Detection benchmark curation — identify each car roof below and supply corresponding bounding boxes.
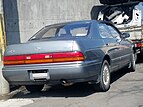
[45,20,114,28]
[45,20,96,27]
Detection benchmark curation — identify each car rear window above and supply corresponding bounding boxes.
[29,22,91,40]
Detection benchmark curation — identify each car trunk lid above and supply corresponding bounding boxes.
[5,40,74,56]
[4,40,84,65]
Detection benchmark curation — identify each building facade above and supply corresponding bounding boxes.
[3,0,100,45]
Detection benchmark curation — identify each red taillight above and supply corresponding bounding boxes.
[135,43,143,48]
[52,52,84,62]
[4,55,25,61]
[4,52,84,65]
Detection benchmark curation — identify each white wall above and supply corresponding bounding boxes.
[4,0,100,45]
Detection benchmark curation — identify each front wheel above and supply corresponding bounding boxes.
[128,53,136,72]
[93,60,111,92]
[25,85,44,92]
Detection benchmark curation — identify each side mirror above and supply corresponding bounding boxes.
[122,32,130,39]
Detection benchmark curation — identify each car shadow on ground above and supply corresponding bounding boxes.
[110,68,130,84]
[12,56,143,98]
[12,71,130,99]
[13,83,95,98]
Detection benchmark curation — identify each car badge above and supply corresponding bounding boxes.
[35,47,41,51]
[8,50,15,53]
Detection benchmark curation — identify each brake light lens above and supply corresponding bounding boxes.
[4,52,84,65]
[135,43,143,48]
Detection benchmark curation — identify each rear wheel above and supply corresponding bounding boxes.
[93,60,110,92]
[25,85,44,92]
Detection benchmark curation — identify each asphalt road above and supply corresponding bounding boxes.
[0,56,143,107]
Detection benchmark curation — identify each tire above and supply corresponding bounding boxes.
[128,53,136,72]
[25,85,44,92]
[134,52,137,62]
[93,60,111,92]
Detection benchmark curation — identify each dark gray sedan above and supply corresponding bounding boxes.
[3,20,135,92]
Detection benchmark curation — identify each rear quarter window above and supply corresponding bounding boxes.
[70,27,89,36]
[98,24,113,38]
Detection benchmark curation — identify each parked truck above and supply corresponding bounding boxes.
[91,0,143,59]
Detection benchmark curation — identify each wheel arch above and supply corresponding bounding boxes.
[103,55,111,65]
[94,54,111,92]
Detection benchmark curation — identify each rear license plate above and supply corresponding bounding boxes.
[29,70,50,80]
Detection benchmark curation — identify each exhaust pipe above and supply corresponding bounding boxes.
[60,79,73,86]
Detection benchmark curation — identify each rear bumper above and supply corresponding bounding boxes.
[2,61,101,85]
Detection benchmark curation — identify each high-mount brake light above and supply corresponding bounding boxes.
[4,52,84,65]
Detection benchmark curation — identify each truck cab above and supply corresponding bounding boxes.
[91,0,143,58]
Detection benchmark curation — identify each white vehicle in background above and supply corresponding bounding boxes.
[91,0,143,60]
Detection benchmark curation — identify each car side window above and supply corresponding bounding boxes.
[70,27,89,36]
[98,24,113,38]
[106,25,121,40]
